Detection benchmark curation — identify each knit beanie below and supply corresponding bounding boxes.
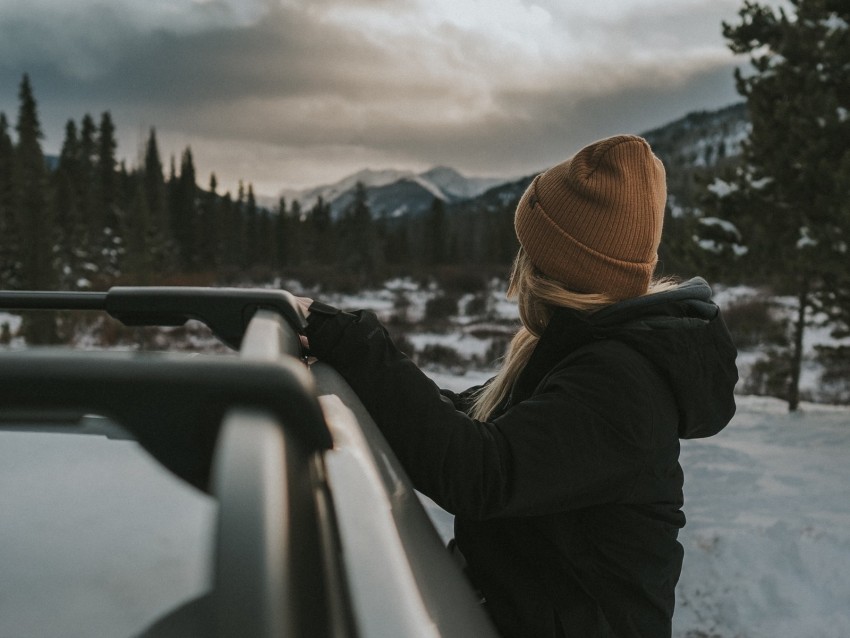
[514,134,667,300]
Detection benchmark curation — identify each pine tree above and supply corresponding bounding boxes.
[52,120,90,288]
[256,205,274,271]
[96,111,123,279]
[98,112,118,216]
[286,199,304,267]
[124,177,153,282]
[338,181,379,276]
[722,0,850,410]
[307,196,334,265]
[196,173,221,270]
[424,196,446,265]
[13,75,57,341]
[219,191,240,270]
[244,183,259,268]
[274,197,287,269]
[172,146,198,269]
[0,112,21,288]
[78,114,98,244]
[140,128,173,270]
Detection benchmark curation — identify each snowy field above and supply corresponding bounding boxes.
[2,280,850,636]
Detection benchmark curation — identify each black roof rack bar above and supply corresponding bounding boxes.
[0,287,307,350]
[0,351,331,490]
[0,290,108,310]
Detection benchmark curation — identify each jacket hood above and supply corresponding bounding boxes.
[517,277,738,439]
[592,277,738,438]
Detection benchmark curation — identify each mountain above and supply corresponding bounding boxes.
[642,102,750,214]
[276,166,510,219]
[419,166,504,200]
[642,102,749,169]
[270,102,750,222]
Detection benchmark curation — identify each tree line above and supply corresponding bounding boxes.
[0,74,520,305]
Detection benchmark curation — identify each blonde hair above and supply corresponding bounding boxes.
[468,249,678,421]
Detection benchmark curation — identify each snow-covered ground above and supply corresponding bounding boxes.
[2,279,850,636]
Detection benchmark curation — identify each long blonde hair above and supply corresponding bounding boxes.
[468,249,678,421]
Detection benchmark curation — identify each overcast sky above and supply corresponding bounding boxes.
[0,0,770,197]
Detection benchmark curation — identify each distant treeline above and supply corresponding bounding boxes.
[0,75,521,299]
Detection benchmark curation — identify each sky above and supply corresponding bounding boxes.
[0,0,774,197]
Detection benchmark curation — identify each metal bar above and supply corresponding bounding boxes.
[0,286,307,350]
[0,351,332,490]
[0,290,107,311]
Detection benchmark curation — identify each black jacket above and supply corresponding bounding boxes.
[305,277,738,637]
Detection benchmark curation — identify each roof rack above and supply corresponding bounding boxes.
[0,286,325,490]
[0,286,306,350]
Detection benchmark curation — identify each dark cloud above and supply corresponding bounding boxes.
[0,0,748,192]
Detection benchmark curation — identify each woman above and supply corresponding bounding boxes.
[298,135,738,637]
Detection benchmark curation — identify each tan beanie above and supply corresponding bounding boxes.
[514,134,667,300]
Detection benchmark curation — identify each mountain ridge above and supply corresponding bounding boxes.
[273,165,510,219]
[265,101,749,219]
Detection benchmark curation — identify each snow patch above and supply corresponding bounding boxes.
[707,178,737,197]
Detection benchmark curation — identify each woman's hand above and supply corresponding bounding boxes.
[294,296,314,357]
[294,296,313,320]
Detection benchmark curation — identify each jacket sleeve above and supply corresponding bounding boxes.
[439,381,490,414]
[305,306,661,520]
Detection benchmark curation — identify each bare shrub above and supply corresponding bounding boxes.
[463,292,489,318]
[740,347,792,399]
[722,297,788,349]
[431,266,488,294]
[424,293,459,323]
[416,343,467,372]
[0,322,11,344]
[815,345,850,404]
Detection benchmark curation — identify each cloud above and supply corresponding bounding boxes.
[0,0,748,193]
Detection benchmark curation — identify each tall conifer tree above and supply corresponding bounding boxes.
[96,112,123,278]
[197,173,221,270]
[78,114,98,237]
[722,0,850,410]
[53,120,91,288]
[14,75,56,340]
[140,128,173,269]
[0,113,21,288]
[172,147,198,269]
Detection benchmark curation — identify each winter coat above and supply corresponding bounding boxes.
[304,277,738,638]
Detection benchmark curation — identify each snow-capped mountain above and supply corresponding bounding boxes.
[419,166,504,200]
[269,102,750,221]
[277,166,509,219]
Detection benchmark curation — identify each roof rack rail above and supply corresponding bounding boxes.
[0,287,306,349]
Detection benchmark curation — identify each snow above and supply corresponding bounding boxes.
[277,165,509,211]
[674,397,850,637]
[410,174,448,201]
[407,331,494,360]
[0,311,22,335]
[797,226,818,249]
[707,178,737,197]
[700,216,741,237]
